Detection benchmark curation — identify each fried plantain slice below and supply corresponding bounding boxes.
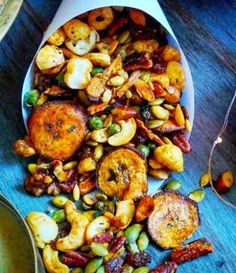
[28,101,87,161]
[148,191,200,249]
[97,148,147,200]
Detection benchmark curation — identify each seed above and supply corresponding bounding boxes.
[81,201,93,211]
[147,80,154,90]
[102,89,112,102]
[104,115,113,128]
[162,136,172,145]
[163,103,175,111]
[85,132,92,141]
[73,184,80,201]
[93,144,104,162]
[200,172,211,187]
[125,90,133,99]
[51,196,68,208]
[53,164,67,182]
[137,232,149,251]
[78,158,96,174]
[83,194,96,206]
[80,244,91,252]
[140,71,150,82]
[132,266,149,273]
[84,258,103,273]
[181,106,189,119]
[189,189,205,203]
[63,161,77,170]
[126,243,140,254]
[149,98,165,106]
[77,90,90,107]
[95,193,108,201]
[52,209,66,223]
[151,106,168,120]
[124,224,143,244]
[100,114,107,120]
[174,104,185,126]
[149,168,169,180]
[94,201,105,212]
[119,48,126,60]
[72,268,83,273]
[109,75,125,86]
[164,179,182,191]
[91,242,109,256]
[86,140,99,147]
[90,129,108,143]
[82,210,97,222]
[146,120,165,129]
[150,73,169,88]
[185,118,191,132]
[96,266,105,273]
[28,163,37,174]
[118,31,130,44]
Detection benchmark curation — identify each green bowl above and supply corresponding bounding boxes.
[0,0,23,41]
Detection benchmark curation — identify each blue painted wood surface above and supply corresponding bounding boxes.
[0,0,236,272]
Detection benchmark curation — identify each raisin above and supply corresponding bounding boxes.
[108,236,126,253]
[126,251,151,267]
[93,232,114,243]
[150,261,178,273]
[105,257,124,273]
[123,52,153,72]
[151,51,166,74]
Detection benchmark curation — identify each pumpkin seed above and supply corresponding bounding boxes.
[151,106,169,120]
[93,144,104,162]
[121,264,134,273]
[91,242,109,256]
[96,266,105,273]
[119,48,126,60]
[137,232,149,251]
[200,172,211,187]
[52,209,66,223]
[84,258,103,273]
[73,184,80,201]
[72,268,84,273]
[125,90,133,99]
[181,105,189,119]
[163,103,175,111]
[189,189,205,203]
[102,89,112,102]
[140,71,150,82]
[78,157,96,174]
[83,194,96,206]
[81,201,93,211]
[28,163,37,174]
[185,118,191,132]
[51,196,68,208]
[132,267,149,273]
[126,242,140,254]
[95,193,108,201]
[174,104,185,126]
[86,140,99,147]
[146,120,164,129]
[80,244,91,252]
[124,224,143,244]
[164,179,182,191]
[149,98,165,106]
[118,31,130,44]
[162,136,173,145]
[109,75,125,86]
[63,161,77,170]
[94,201,105,212]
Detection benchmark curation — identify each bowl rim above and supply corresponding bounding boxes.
[0,0,23,41]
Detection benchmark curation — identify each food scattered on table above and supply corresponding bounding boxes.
[214,170,234,194]
[14,6,192,197]
[170,238,214,264]
[26,190,213,273]
[148,191,200,249]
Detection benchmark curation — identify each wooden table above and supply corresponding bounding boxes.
[0,1,236,272]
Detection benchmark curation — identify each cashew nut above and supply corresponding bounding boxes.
[26,212,58,249]
[64,57,92,89]
[56,200,89,251]
[108,118,137,146]
[43,245,69,273]
[47,28,66,46]
[86,216,110,243]
[86,53,111,67]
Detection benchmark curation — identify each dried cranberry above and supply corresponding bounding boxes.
[150,261,178,273]
[108,236,126,253]
[151,51,166,74]
[171,132,191,154]
[93,232,114,243]
[62,251,91,267]
[123,52,153,72]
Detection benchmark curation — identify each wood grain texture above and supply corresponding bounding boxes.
[0,0,236,272]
